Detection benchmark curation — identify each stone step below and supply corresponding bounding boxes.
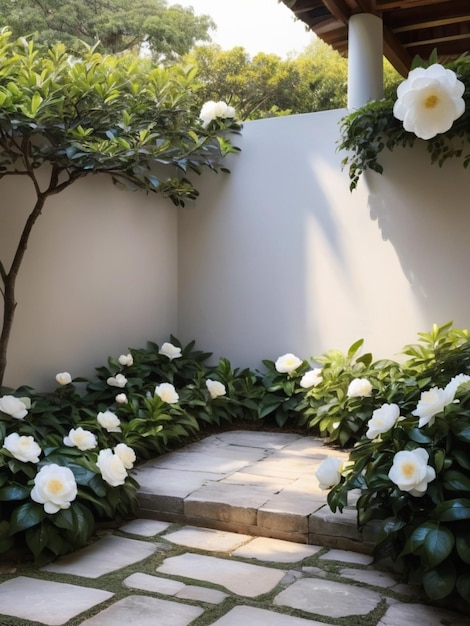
[133,431,377,554]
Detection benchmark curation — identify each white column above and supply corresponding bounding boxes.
[347,13,383,110]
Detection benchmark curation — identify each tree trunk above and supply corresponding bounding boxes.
[0,194,47,388]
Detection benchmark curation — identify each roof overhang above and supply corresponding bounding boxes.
[282,0,470,76]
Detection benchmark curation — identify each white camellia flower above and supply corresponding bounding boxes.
[55,372,72,385]
[388,448,436,496]
[275,353,303,375]
[444,373,470,398]
[154,382,179,404]
[3,433,41,463]
[158,342,182,360]
[96,449,127,486]
[393,64,465,140]
[63,427,97,451]
[97,410,122,432]
[118,353,133,367]
[347,378,373,398]
[316,457,343,490]
[0,395,29,419]
[31,464,78,513]
[106,373,128,388]
[412,385,454,428]
[115,393,128,404]
[366,403,401,440]
[199,100,236,126]
[300,368,323,389]
[206,379,226,399]
[114,443,136,469]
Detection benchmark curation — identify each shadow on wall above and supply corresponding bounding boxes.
[366,142,470,330]
[177,110,374,367]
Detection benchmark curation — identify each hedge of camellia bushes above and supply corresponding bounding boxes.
[2,323,470,614]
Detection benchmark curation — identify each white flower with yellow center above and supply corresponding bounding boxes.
[154,382,179,404]
[315,457,343,490]
[199,100,236,126]
[106,373,128,388]
[114,443,136,469]
[300,368,323,388]
[347,378,372,398]
[97,410,122,432]
[96,449,127,486]
[158,342,182,360]
[0,395,29,419]
[3,433,41,463]
[118,353,133,367]
[63,427,97,451]
[275,353,303,375]
[388,448,436,496]
[393,64,465,140]
[366,403,401,439]
[206,379,226,399]
[31,464,77,513]
[412,385,454,428]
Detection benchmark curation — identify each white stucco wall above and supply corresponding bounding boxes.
[178,109,470,368]
[0,172,178,389]
[3,109,470,389]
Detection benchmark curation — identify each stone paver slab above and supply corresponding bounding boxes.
[0,576,113,626]
[277,437,333,457]
[211,431,303,449]
[274,578,382,618]
[319,548,373,565]
[123,572,185,595]
[339,567,400,588]
[210,605,326,625]
[233,536,322,563]
[157,552,285,597]
[378,602,469,625]
[145,451,254,474]
[176,585,228,604]
[238,457,317,479]
[186,482,273,508]
[220,471,294,490]
[42,534,156,578]
[79,595,203,625]
[180,442,270,462]
[119,518,171,536]
[164,525,252,552]
[133,467,222,497]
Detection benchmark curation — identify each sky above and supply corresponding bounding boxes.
[167,0,316,58]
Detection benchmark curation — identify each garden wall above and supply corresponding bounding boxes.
[2,108,470,388]
[178,109,470,368]
[0,173,178,389]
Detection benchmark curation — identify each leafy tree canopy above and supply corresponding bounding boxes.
[0,30,241,385]
[184,40,402,120]
[0,0,214,58]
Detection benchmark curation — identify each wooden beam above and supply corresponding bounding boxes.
[383,25,413,75]
[393,15,470,33]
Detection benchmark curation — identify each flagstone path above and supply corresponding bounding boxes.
[0,431,468,625]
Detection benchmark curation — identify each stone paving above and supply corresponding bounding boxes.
[0,431,468,625]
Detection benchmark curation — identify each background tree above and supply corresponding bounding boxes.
[184,44,301,119]
[0,31,240,387]
[185,40,402,120]
[0,0,214,59]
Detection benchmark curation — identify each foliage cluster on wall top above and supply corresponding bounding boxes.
[338,52,470,190]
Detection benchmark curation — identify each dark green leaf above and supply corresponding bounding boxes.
[422,561,456,600]
[0,484,30,501]
[9,502,46,534]
[424,527,454,566]
[456,535,470,564]
[443,470,470,492]
[434,499,470,521]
